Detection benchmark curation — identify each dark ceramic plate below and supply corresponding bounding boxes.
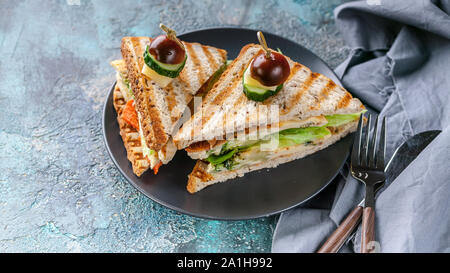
[102,28,353,220]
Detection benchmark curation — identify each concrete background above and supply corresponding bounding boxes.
[0,0,351,252]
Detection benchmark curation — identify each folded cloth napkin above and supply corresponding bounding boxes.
[272,0,450,253]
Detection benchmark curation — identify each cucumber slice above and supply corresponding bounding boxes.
[242,69,283,101]
[143,46,187,78]
[243,83,283,102]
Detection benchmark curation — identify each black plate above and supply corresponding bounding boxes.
[102,27,352,220]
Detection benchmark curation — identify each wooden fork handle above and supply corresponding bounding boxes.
[317,206,363,253]
[361,207,376,253]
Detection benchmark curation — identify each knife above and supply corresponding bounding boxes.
[316,130,441,253]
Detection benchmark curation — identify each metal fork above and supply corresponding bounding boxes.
[351,114,386,253]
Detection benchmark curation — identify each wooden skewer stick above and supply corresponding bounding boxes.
[159,23,185,50]
[257,31,271,58]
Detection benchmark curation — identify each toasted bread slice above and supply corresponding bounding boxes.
[174,44,364,149]
[186,120,358,193]
[121,37,227,151]
[112,85,150,177]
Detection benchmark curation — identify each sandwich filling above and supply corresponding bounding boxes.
[196,111,365,173]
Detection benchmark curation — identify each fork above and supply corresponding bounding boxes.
[351,114,386,253]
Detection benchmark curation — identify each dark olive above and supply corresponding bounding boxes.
[250,51,290,86]
[149,35,186,64]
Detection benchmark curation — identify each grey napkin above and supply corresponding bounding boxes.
[272,0,450,253]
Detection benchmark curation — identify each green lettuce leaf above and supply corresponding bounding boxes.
[277,127,331,148]
[325,110,366,127]
[206,148,238,165]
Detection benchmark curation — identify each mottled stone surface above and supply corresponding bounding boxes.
[0,0,351,252]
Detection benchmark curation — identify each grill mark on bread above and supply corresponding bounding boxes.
[218,48,227,65]
[196,45,215,81]
[177,42,192,92]
[287,63,304,81]
[164,82,178,123]
[281,71,316,114]
[336,92,352,109]
[222,92,248,134]
[202,46,218,72]
[263,63,305,106]
[210,59,247,106]
[185,43,204,88]
[310,79,336,110]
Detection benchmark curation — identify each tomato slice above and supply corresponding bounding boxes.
[121,100,139,130]
[153,162,163,175]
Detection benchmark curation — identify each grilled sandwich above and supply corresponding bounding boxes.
[173,44,366,193]
[111,36,227,176]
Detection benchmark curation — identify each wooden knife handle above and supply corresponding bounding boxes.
[361,207,376,253]
[317,206,363,253]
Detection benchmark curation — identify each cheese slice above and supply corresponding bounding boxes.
[141,63,173,88]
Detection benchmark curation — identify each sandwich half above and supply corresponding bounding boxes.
[112,37,227,176]
[173,44,365,193]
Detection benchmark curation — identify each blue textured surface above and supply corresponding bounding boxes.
[0,0,350,252]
